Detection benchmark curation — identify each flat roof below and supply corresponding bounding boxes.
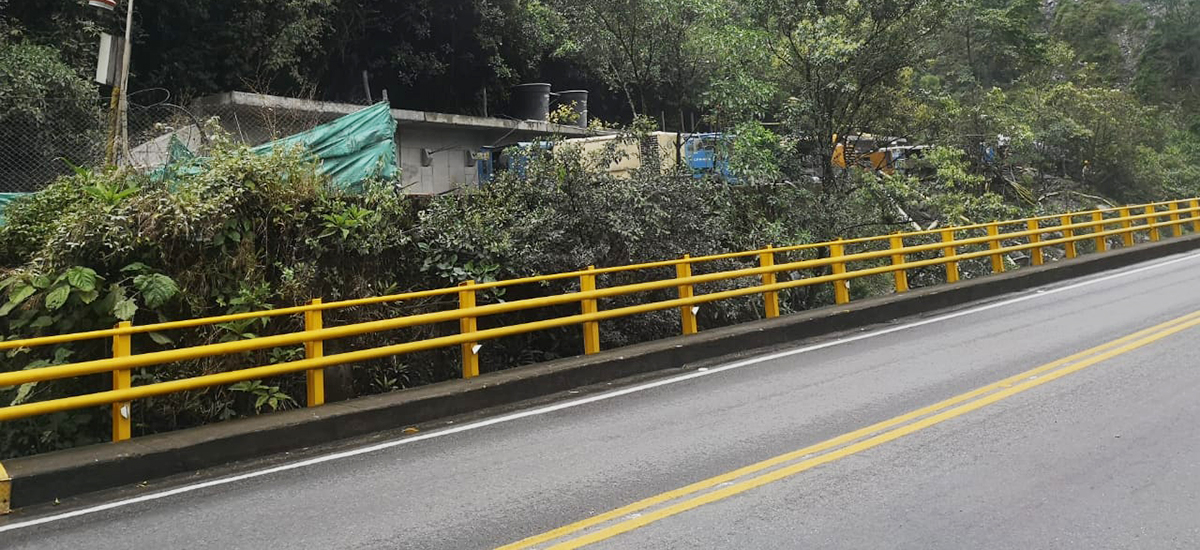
[192,91,596,137]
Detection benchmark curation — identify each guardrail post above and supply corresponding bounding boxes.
[304,298,325,407]
[1092,211,1108,252]
[760,246,780,318]
[1168,202,1181,238]
[1147,205,1160,242]
[112,320,132,442]
[1026,220,1043,266]
[830,240,850,304]
[1061,215,1078,259]
[580,266,601,354]
[1191,199,1200,234]
[1119,208,1134,248]
[987,223,1005,274]
[459,280,480,378]
[941,229,959,283]
[677,255,698,335]
[0,460,9,515]
[889,234,908,293]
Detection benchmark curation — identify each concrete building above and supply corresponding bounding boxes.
[187,92,596,195]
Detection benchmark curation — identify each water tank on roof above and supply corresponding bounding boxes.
[553,90,589,128]
[511,83,551,121]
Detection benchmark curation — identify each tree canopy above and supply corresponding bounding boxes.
[0,0,1194,125]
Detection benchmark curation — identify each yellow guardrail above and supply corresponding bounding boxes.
[1,198,1198,443]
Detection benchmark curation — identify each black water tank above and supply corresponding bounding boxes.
[554,90,589,128]
[511,83,551,121]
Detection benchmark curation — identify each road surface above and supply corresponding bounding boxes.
[4,250,1200,549]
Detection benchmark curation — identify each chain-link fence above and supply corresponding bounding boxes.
[0,97,106,193]
[0,93,350,193]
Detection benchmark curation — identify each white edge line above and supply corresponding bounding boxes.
[4,250,1200,533]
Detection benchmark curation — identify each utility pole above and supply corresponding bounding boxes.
[117,0,135,166]
[103,64,121,165]
[97,0,134,166]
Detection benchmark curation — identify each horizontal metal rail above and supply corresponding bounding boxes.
[6,206,1192,389]
[2,199,1198,440]
[0,201,1181,351]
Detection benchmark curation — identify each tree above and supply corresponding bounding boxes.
[1052,0,1149,85]
[0,42,102,192]
[1134,0,1200,116]
[550,0,725,118]
[742,0,949,181]
[313,0,562,112]
[930,0,1049,89]
[0,0,104,77]
[133,0,333,97]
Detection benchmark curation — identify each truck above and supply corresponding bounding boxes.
[477,132,736,183]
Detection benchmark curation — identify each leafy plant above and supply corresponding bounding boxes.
[548,102,581,125]
[319,204,376,240]
[229,380,296,413]
[83,181,141,207]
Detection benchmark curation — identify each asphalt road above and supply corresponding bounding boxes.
[5,250,1200,549]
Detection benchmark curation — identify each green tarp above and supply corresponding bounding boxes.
[1,102,398,226]
[155,101,398,191]
[251,101,398,190]
[0,192,30,226]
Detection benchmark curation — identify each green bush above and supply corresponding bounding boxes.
[0,42,102,193]
[0,139,418,457]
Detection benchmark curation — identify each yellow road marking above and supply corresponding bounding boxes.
[500,309,1200,549]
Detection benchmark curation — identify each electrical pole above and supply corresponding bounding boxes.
[117,0,135,166]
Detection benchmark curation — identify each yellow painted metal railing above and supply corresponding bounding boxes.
[2,199,1199,444]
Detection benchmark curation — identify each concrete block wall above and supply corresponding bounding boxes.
[397,127,485,195]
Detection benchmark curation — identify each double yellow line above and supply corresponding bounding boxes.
[500,308,1200,549]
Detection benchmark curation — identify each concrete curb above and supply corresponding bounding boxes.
[5,234,1200,510]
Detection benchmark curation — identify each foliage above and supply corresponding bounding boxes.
[310,0,563,110]
[1134,0,1200,114]
[879,147,1022,226]
[0,0,102,75]
[0,42,102,192]
[548,102,581,125]
[3,0,1196,138]
[697,19,780,123]
[549,0,727,117]
[1130,129,1200,200]
[2,0,565,114]
[735,0,948,181]
[133,0,334,96]
[1053,0,1148,85]
[416,141,720,277]
[730,121,784,183]
[0,137,416,458]
[930,0,1050,89]
[229,380,296,413]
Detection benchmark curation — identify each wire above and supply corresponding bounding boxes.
[154,102,210,146]
[126,87,171,107]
